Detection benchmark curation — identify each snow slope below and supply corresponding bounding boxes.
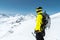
[45,12,60,40]
[0,13,60,40]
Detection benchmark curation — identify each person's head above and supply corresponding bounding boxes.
[36,7,43,14]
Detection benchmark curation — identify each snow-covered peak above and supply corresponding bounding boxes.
[0,14,9,18]
[0,14,35,24]
[0,13,60,40]
[50,12,60,18]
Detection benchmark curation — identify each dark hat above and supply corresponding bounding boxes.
[36,7,43,13]
[36,7,42,9]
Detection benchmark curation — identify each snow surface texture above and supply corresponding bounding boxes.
[0,13,60,40]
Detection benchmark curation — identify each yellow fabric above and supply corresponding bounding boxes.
[34,12,43,32]
[37,11,42,14]
[36,9,42,11]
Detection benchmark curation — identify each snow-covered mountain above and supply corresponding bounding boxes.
[0,13,60,40]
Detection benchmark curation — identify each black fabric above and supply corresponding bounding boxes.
[35,29,45,40]
[36,7,42,9]
[36,10,42,13]
[42,13,48,25]
[40,12,50,30]
[34,29,45,36]
[41,29,45,36]
[36,31,44,40]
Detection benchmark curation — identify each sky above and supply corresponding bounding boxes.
[0,0,60,15]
